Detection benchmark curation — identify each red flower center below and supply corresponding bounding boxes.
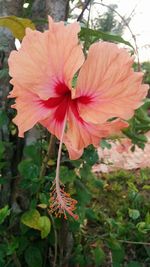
[42,82,91,122]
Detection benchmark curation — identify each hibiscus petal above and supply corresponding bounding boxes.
[39,99,106,160]
[76,42,149,124]
[40,109,68,140]
[64,103,128,160]
[8,16,84,100]
[48,16,85,91]
[11,88,52,137]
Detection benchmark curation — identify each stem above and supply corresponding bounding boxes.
[12,252,22,267]
[39,134,56,180]
[118,240,150,246]
[87,0,92,28]
[94,2,140,69]
[49,214,58,267]
[100,235,150,246]
[55,117,67,200]
[50,116,78,220]
[77,0,92,22]
[109,251,113,267]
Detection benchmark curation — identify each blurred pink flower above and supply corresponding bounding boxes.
[116,139,132,153]
[93,132,150,172]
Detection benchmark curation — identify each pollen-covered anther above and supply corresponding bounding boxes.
[48,180,78,220]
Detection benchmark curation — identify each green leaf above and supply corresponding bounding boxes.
[25,246,42,267]
[143,185,150,190]
[128,209,140,220]
[37,203,47,209]
[145,212,150,225]
[100,139,112,150]
[24,144,41,165]
[126,261,142,267]
[73,244,85,266]
[0,110,9,127]
[111,247,125,264]
[145,246,150,257]
[75,180,91,205]
[39,192,50,205]
[93,247,105,266]
[85,208,98,221]
[0,16,35,40]
[136,222,148,234]
[18,159,39,180]
[0,205,10,224]
[0,141,5,160]
[21,209,40,230]
[80,164,92,180]
[17,236,29,254]
[21,209,51,238]
[0,177,7,185]
[7,238,19,256]
[0,68,9,80]
[136,99,150,123]
[82,145,99,165]
[0,244,7,265]
[38,216,51,238]
[60,166,76,183]
[108,240,125,264]
[123,99,150,148]
[127,182,138,193]
[80,27,134,49]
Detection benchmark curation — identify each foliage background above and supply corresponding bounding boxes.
[0,1,150,266]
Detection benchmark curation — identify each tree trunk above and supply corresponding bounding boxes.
[0,0,24,207]
[0,0,24,16]
[46,0,69,21]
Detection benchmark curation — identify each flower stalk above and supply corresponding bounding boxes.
[49,116,78,220]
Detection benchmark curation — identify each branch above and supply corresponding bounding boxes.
[77,0,92,21]
[94,1,140,69]
[39,134,56,179]
[12,252,22,267]
[118,239,150,246]
[49,214,58,267]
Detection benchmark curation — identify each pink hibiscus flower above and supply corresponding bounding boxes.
[8,16,148,219]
